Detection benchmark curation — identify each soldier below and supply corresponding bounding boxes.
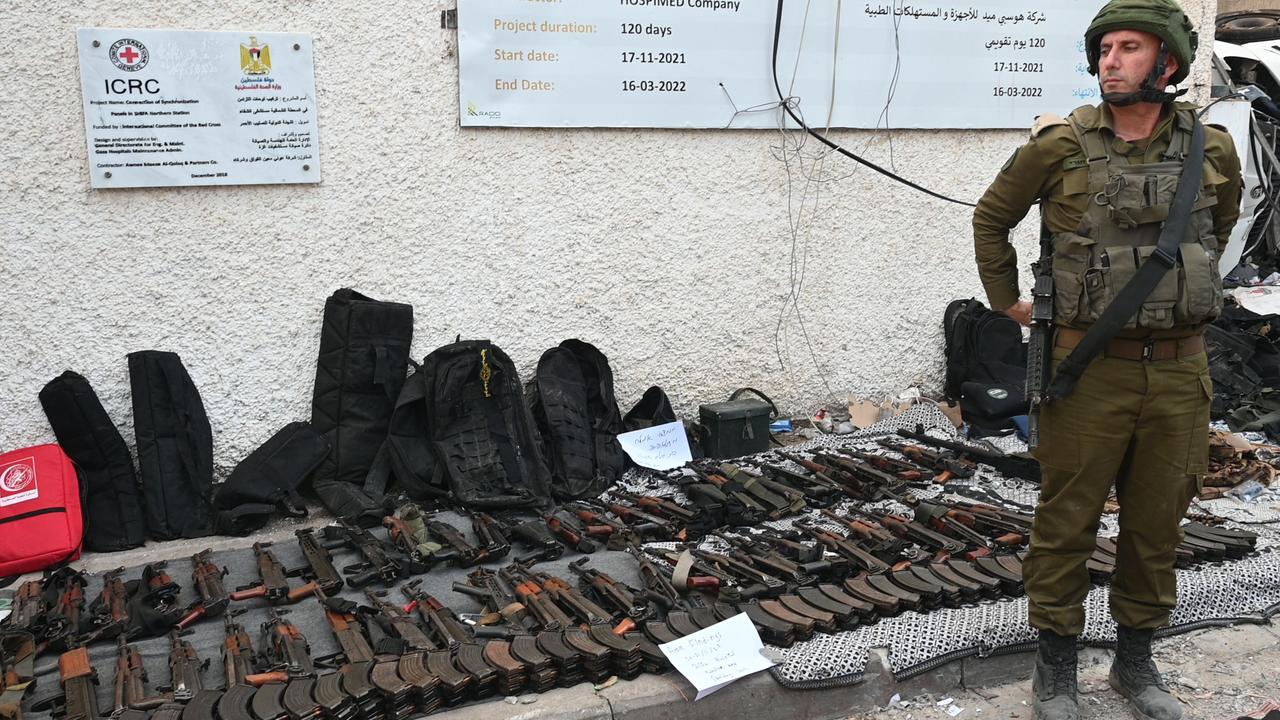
[972,2,1242,720]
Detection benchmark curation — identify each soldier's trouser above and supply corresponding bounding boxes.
[1024,345,1211,636]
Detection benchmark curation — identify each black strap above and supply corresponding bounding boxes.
[727,387,779,418]
[1045,118,1206,402]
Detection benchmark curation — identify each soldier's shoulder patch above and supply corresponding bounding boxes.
[1031,112,1068,138]
[1001,148,1020,172]
[1063,154,1088,171]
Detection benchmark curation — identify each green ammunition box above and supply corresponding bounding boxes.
[699,397,773,459]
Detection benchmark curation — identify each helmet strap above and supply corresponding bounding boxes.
[1100,45,1185,107]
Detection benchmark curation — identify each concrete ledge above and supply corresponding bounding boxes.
[433,643,1058,720]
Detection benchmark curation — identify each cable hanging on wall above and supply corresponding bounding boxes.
[770,0,978,208]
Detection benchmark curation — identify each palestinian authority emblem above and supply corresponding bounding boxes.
[109,39,149,71]
[240,36,272,75]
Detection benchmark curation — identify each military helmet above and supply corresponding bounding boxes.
[1085,0,1198,85]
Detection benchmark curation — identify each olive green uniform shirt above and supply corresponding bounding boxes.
[972,101,1244,312]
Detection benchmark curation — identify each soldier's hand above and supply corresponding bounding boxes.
[1003,300,1032,327]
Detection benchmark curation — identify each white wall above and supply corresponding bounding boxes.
[0,0,1219,475]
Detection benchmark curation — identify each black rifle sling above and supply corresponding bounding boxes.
[1045,118,1206,402]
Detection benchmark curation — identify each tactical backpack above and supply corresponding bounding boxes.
[942,298,1027,433]
[212,422,329,535]
[308,288,414,522]
[128,350,214,539]
[525,339,625,501]
[38,370,146,552]
[367,339,552,509]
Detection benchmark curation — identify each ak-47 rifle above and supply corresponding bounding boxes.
[325,586,431,717]
[717,462,815,510]
[567,558,654,623]
[50,646,99,720]
[705,465,804,517]
[499,568,610,683]
[255,607,327,720]
[0,631,35,720]
[86,569,131,641]
[454,570,561,692]
[165,630,207,702]
[593,500,683,541]
[359,592,447,715]
[230,543,312,604]
[177,550,230,629]
[385,503,444,563]
[470,512,512,562]
[543,514,598,554]
[293,528,346,596]
[519,569,644,679]
[425,518,491,567]
[42,568,87,652]
[8,581,45,640]
[400,582,500,698]
[363,589,473,704]
[721,532,845,583]
[1027,223,1055,449]
[875,439,974,483]
[217,611,290,720]
[113,635,170,714]
[325,520,427,586]
[834,448,934,483]
[897,425,1041,483]
[503,518,566,564]
[140,562,181,610]
[258,608,314,678]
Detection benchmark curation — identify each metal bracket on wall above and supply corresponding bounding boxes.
[441,9,457,29]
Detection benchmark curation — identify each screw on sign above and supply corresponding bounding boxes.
[108,39,149,71]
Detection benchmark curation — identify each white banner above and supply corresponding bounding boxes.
[78,28,321,188]
[458,0,1101,129]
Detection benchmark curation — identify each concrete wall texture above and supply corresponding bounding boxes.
[0,0,1220,475]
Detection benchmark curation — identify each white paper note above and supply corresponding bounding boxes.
[658,611,776,700]
[1231,286,1280,316]
[616,421,692,471]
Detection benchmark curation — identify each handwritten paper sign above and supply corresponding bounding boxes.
[616,421,692,471]
[658,611,775,700]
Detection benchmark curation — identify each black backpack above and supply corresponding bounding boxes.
[368,339,552,509]
[212,422,329,535]
[308,289,413,522]
[525,339,625,501]
[128,350,214,539]
[38,371,146,552]
[942,298,1027,431]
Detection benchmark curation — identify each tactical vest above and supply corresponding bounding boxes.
[1051,108,1222,331]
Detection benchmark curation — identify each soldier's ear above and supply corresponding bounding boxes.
[1161,55,1180,87]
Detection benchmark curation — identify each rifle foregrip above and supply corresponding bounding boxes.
[286,581,318,603]
[229,585,266,601]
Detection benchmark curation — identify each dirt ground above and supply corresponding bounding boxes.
[852,624,1280,720]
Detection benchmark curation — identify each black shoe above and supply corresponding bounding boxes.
[1032,629,1079,720]
[1109,626,1183,720]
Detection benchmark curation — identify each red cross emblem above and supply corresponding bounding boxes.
[108,38,149,71]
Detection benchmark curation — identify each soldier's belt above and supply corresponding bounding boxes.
[1055,328,1204,362]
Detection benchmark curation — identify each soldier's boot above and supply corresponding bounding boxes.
[1109,626,1183,720]
[1032,629,1079,720]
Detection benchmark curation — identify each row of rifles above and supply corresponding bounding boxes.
[0,430,1259,720]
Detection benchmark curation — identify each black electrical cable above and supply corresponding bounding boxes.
[771,0,978,207]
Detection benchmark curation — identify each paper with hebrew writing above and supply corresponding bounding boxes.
[658,611,775,700]
[616,421,692,472]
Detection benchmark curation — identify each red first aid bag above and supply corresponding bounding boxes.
[0,444,83,577]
